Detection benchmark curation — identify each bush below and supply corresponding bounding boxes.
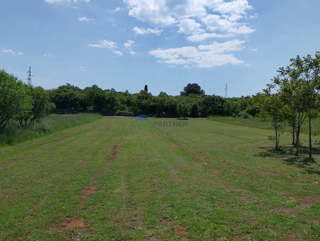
[242,112,251,119]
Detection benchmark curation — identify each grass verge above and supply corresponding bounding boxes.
[0,113,102,146]
[208,115,320,136]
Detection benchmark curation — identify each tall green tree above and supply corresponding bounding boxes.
[177,102,189,119]
[180,83,205,96]
[256,89,286,150]
[17,86,54,128]
[0,70,32,129]
[290,53,320,159]
[273,67,307,155]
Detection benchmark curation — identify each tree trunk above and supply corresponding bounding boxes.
[275,128,278,150]
[295,125,300,156]
[308,108,312,159]
[292,125,296,145]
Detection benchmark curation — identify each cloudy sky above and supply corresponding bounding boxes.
[1,0,320,96]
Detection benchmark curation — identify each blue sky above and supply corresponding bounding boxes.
[1,0,320,97]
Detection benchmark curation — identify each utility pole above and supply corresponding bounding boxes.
[27,66,33,85]
[225,83,228,98]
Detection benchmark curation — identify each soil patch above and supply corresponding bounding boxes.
[160,217,172,224]
[264,171,280,175]
[233,233,251,239]
[271,207,297,217]
[308,219,320,224]
[176,226,187,234]
[60,218,86,231]
[261,227,277,234]
[299,194,320,204]
[189,152,209,164]
[170,143,184,150]
[107,140,122,162]
[81,186,98,200]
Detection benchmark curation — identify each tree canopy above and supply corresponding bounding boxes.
[180,83,205,96]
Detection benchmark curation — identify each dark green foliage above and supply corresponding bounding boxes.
[244,104,260,117]
[0,72,261,120]
[49,83,84,112]
[200,95,225,116]
[177,102,190,118]
[47,82,257,118]
[241,112,251,119]
[180,83,205,96]
[17,86,54,128]
[190,102,199,117]
[0,70,53,130]
[262,52,320,157]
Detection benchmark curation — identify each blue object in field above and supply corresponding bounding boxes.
[132,114,151,121]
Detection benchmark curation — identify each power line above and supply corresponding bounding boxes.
[27,66,34,86]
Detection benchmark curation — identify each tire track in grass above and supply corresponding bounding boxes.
[42,118,121,240]
[58,119,127,239]
[154,127,210,165]
[107,139,122,163]
[132,126,197,239]
[4,117,123,240]
[55,119,127,240]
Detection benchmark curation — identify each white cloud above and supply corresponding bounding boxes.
[249,13,259,19]
[130,51,136,55]
[198,40,245,53]
[124,0,255,41]
[133,26,162,35]
[1,49,15,54]
[187,33,228,42]
[113,51,123,56]
[43,54,53,57]
[1,49,24,55]
[124,40,135,48]
[88,40,122,56]
[88,40,117,49]
[201,14,254,34]
[251,48,258,51]
[114,7,122,12]
[45,0,90,4]
[79,66,87,71]
[229,25,254,34]
[0,49,24,55]
[124,0,177,27]
[78,17,93,21]
[216,0,252,15]
[178,19,203,35]
[149,40,245,68]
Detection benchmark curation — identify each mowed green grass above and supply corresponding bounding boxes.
[0,117,319,241]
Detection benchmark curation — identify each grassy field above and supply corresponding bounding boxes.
[0,117,319,240]
[208,116,320,136]
[0,113,102,146]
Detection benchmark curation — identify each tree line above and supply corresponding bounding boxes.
[0,69,260,131]
[48,83,259,118]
